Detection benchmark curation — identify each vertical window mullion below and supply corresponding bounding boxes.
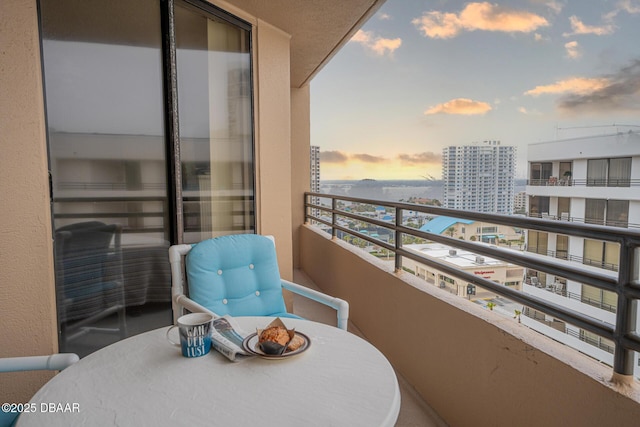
[160,0,184,244]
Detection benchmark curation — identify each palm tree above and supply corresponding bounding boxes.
[446,226,455,237]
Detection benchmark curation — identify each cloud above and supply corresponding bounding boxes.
[517,106,542,115]
[557,59,640,113]
[352,153,387,163]
[350,30,402,57]
[424,98,492,115]
[563,1,640,38]
[320,151,442,168]
[524,77,609,96]
[320,151,386,164]
[563,15,615,37]
[564,41,581,59]
[523,60,640,114]
[378,13,392,20]
[618,0,640,14]
[545,1,564,14]
[412,2,549,39]
[320,150,349,163]
[397,152,442,165]
[604,0,640,20]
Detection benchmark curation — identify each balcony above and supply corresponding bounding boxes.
[299,192,640,426]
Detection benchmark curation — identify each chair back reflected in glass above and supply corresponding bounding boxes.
[55,221,127,352]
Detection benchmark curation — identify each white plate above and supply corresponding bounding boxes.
[241,332,311,359]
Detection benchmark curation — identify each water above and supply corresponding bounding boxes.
[320,179,526,203]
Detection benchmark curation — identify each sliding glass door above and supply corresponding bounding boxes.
[175,1,254,242]
[39,0,254,356]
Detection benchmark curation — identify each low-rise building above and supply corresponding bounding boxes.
[404,242,524,300]
[419,216,522,245]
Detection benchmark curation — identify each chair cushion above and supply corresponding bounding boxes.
[185,234,288,317]
[0,409,18,427]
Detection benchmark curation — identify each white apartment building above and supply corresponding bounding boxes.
[310,145,320,193]
[514,191,527,213]
[442,141,516,215]
[524,129,640,369]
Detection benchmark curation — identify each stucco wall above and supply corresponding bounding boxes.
[254,19,294,281]
[290,85,311,269]
[0,0,59,402]
[300,224,640,426]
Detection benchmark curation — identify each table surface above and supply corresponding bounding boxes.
[18,317,400,427]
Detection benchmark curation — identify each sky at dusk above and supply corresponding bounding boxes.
[310,0,640,180]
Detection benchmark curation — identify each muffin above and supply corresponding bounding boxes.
[259,325,290,347]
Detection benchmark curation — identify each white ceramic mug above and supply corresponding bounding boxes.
[166,313,214,358]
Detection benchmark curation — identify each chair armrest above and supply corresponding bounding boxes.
[172,294,220,321]
[0,353,79,373]
[281,280,349,330]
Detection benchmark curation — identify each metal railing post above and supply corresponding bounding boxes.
[395,207,402,273]
[332,198,337,239]
[613,240,638,376]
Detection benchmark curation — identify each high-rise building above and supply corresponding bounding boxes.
[523,129,640,372]
[442,141,516,214]
[310,145,320,193]
[514,191,527,214]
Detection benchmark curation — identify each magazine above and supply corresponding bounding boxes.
[211,315,253,362]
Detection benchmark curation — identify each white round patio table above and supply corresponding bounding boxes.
[17,317,400,427]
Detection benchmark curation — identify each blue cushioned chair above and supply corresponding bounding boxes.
[0,353,79,427]
[169,234,349,330]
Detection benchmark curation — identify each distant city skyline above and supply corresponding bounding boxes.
[311,0,640,180]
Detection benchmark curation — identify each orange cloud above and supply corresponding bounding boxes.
[397,152,442,165]
[352,153,387,163]
[412,2,549,39]
[319,150,444,180]
[320,150,350,163]
[563,15,614,36]
[320,151,442,167]
[523,60,640,114]
[524,77,610,96]
[424,98,492,115]
[351,30,402,57]
[320,151,386,164]
[557,59,640,114]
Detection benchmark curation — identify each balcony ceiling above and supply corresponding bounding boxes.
[227,0,386,87]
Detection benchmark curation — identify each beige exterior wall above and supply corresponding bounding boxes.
[290,85,311,270]
[0,0,300,401]
[253,19,294,281]
[300,224,640,426]
[0,0,60,402]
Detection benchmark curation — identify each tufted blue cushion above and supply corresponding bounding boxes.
[185,234,299,318]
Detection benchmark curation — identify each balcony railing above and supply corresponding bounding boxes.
[305,191,640,377]
[524,281,617,313]
[525,212,638,230]
[527,178,640,187]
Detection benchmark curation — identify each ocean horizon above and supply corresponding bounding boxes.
[320,178,527,203]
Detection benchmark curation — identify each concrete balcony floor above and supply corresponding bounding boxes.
[292,269,448,427]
